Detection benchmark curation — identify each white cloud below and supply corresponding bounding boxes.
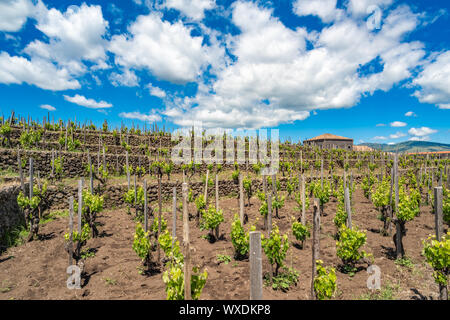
[109,13,211,84]
[109,69,139,87]
[346,0,393,17]
[293,0,339,23]
[164,2,427,128]
[0,52,80,90]
[24,3,109,75]
[405,111,416,117]
[63,94,112,109]
[40,104,56,111]
[408,126,437,137]
[387,142,396,145]
[373,136,387,140]
[119,111,161,123]
[147,84,166,98]
[164,0,215,21]
[376,123,386,127]
[390,121,407,127]
[412,51,450,109]
[409,136,430,141]
[389,131,406,139]
[0,0,35,32]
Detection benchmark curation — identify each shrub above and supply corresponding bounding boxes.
[313,260,337,300]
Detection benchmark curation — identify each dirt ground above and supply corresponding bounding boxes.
[0,187,444,300]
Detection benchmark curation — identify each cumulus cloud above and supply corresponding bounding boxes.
[0,52,80,90]
[40,104,56,111]
[373,136,387,140]
[147,84,166,98]
[109,13,211,84]
[63,94,112,109]
[389,131,406,139]
[390,121,407,127]
[119,111,161,123]
[292,0,339,23]
[412,51,450,109]
[408,126,437,137]
[163,2,427,128]
[346,0,393,17]
[0,0,36,32]
[405,111,416,117]
[109,69,139,87]
[163,0,215,21]
[24,3,109,75]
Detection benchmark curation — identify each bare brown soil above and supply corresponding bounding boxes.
[0,187,443,300]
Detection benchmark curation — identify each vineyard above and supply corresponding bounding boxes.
[0,114,449,300]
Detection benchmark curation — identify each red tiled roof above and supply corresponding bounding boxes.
[305,133,353,141]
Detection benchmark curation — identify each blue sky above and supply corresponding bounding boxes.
[0,0,449,144]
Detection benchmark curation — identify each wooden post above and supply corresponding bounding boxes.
[68,196,74,267]
[215,174,219,211]
[126,151,130,190]
[157,175,162,262]
[78,180,83,234]
[172,186,177,243]
[345,186,352,229]
[29,158,33,199]
[262,176,268,230]
[204,169,209,206]
[271,174,279,218]
[434,187,443,240]
[320,158,324,188]
[267,191,272,236]
[249,231,263,300]
[311,198,320,300]
[301,174,306,225]
[433,186,447,300]
[17,148,25,194]
[182,182,191,300]
[134,174,137,216]
[394,154,402,259]
[144,180,148,232]
[239,173,244,225]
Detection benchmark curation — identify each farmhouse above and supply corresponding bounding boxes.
[303,133,353,150]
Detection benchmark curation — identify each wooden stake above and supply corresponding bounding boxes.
[345,186,352,229]
[182,182,191,300]
[239,173,244,225]
[311,198,320,300]
[249,231,263,300]
[68,196,74,267]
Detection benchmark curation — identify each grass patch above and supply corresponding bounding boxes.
[395,256,415,269]
[104,278,117,286]
[39,210,69,225]
[0,225,29,251]
[359,281,400,300]
[216,254,231,265]
[264,267,299,292]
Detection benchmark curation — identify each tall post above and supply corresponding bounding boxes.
[394,154,402,259]
[345,186,352,229]
[29,158,34,199]
[17,148,25,194]
[301,174,306,225]
[239,173,244,225]
[68,196,74,267]
[311,198,320,300]
[144,180,148,233]
[182,182,191,300]
[271,174,279,218]
[204,169,209,206]
[433,186,447,300]
[126,151,130,190]
[172,186,177,243]
[78,179,83,234]
[215,174,219,211]
[249,231,263,300]
[157,175,162,262]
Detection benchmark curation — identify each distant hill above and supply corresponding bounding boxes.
[359,141,450,153]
